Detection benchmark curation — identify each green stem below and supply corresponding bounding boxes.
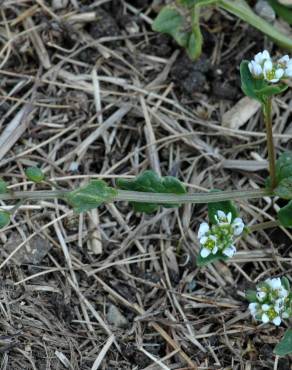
[262,98,277,189]
[219,0,292,50]
[0,188,270,204]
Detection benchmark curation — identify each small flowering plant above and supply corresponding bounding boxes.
[246,277,292,355]
[0,49,292,361]
[197,209,244,265]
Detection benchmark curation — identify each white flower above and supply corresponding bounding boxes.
[254,50,271,65]
[272,316,281,326]
[262,313,270,323]
[249,303,258,317]
[248,61,262,77]
[198,222,209,239]
[232,217,244,236]
[222,245,236,258]
[200,247,211,258]
[263,60,284,83]
[266,278,282,290]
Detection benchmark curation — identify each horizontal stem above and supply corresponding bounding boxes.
[0,188,270,204]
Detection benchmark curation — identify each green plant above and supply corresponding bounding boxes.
[152,0,292,60]
[0,50,292,355]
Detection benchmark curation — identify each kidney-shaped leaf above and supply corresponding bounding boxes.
[274,329,292,356]
[116,170,186,214]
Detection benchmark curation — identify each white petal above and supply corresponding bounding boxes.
[232,218,244,236]
[263,59,273,73]
[200,247,211,258]
[256,291,266,301]
[249,303,258,317]
[200,236,208,245]
[262,50,271,61]
[267,278,282,290]
[209,235,217,242]
[212,246,218,254]
[250,62,262,77]
[222,245,236,258]
[278,55,289,65]
[279,287,288,298]
[198,222,209,239]
[282,311,289,319]
[262,304,270,311]
[217,210,226,220]
[285,66,292,77]
[272,316,281,326]
[227,212,232,224]
[275,68,284,80]
[261,313,270,323]
[254,51,270,65]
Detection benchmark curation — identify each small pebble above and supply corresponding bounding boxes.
[254,0,276,22]
[52,0,68,10]
[107,304,128,328]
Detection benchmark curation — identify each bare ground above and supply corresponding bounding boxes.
[0,1,292,369]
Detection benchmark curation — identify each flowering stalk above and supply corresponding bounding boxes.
[263,97,277,189]
[0,187,269,204]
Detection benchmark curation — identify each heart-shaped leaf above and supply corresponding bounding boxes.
[275,177,292,200]
[278,200,292,228]
[116,171,186,214]
[274,329,292,356]
[65,180,117,213]
[266,151,292,189]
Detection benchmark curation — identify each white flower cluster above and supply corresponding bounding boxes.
[249,278,290,326]
[248,50,292,83]
[198,210,244,259]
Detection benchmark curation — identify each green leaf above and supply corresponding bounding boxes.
[207,194,238,225]
[25,167,45,183]
[276,152,292,184]
[281,276,290,292]
[275,177,292,200]
[152,6,191,48]
[274,329,292,356]
[116,171,186,214]
[267,0,292,25]
[266,151,292,189]
[0,178,8,194]
[0,210,10,228]
[278,200,292,228]
[256,83,288,99]
[196,251,228,267]
[65,180,117,213]
[245,289,257,303]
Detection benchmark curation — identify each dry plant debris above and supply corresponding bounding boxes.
[0,1,292,369]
